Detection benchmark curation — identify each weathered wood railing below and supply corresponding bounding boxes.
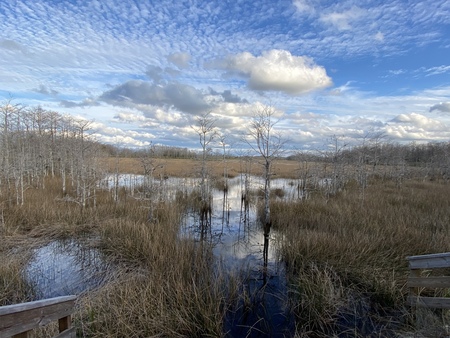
[0,295,77,338]
[407,252,450,309]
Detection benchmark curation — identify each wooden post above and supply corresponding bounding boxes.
[58,315,71,332]
[408,268,420,323]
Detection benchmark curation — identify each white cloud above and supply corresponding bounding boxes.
[430,102,450,112]
[390,113,443,129]
[425,65,450,76]
[94,134,151,147]
[114,111,149,123]
[1,0,450,150]
[385,113,449,140]
[292,0,315,15]
[374,32,384,42]
[389,69,406,76]
[223,50,332,95]
[167,52,191,68]
[319,7,365,31]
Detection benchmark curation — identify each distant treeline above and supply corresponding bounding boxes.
[1,100,449,208]
[101,143,199,159]
[289,141,450,167]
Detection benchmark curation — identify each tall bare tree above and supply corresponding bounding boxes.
[245,104,285,269]
[192,112,217,237]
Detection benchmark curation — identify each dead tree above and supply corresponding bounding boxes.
[245,104,285,269]
[192,112,217,238]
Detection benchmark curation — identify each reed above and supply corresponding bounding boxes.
[0,253,37,306]
[2,163,450,336]
[77,201,235,337]
[272,179,450,335]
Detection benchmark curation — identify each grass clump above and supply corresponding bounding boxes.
[272,179,450,336]
[78,202,230,337]
[0,253,37,305]
[0,175,232,337]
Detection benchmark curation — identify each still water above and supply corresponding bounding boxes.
[26,173,299,336]
[25,238,110,299]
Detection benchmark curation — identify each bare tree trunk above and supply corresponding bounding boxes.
[192,112,217,235]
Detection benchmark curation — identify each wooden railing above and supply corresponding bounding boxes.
[0,295,76,338]
[407,252,450,309]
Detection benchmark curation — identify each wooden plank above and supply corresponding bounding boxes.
[12,332,31,338]
[407,296,450,309]
[0,296,76,337]
[407,252,450,269]
[0,296,76,316]
[53,327,76,338]
[0,305,74,337]
[407,276,450,288]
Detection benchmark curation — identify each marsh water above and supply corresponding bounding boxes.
[183,175,297,337]
[25,174,300,336]
[25,238,111,299]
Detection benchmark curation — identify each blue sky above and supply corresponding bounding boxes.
[1,0,449,151]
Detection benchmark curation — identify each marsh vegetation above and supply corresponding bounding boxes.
[1,102,450,337]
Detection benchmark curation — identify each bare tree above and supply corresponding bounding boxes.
[294,151,314,200]
[319,135,348,199]
[218,134,230,228]
[245,104,285,270]
[192,112,217,237]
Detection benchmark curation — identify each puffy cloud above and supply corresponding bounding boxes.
[94,134,151,147]
[145,65,180,83]
[209,101,253,118]
[223,50,332,95]
[209,88,248,103]
[167,52,191,68]
[430,102,450,112]
[390,113,443,129]
[385,113,449,140]
[90,120,154,147]
[114,112,148,123]
[99,80,210,114]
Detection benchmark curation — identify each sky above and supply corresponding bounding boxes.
[1,0,449,152]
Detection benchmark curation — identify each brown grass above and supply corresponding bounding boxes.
[77,202,235,337]
[272,179,450,335]
[100,156,302,178]
[0,174,235,337]
[2,163,450,336]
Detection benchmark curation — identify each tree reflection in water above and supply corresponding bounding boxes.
[190,176,295,337]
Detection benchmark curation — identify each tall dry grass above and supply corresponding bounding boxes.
[3,165,450,336]
[0,174,237,337]
[272,179,450,336]
[77,202,235,337]
[0,253,37,306]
